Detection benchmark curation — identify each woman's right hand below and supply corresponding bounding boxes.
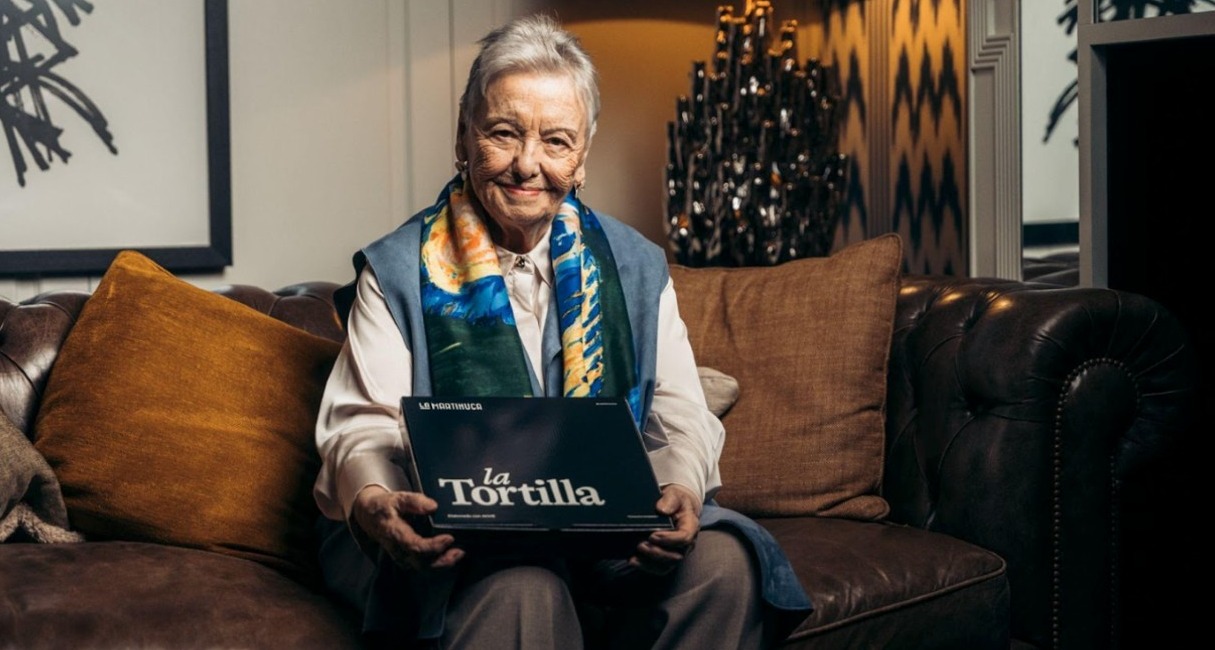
[351,485,465,571]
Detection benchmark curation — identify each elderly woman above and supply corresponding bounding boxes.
[313,13,809,649]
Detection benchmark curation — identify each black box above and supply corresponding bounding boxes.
[399,396,673,558]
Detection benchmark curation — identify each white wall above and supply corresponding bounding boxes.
[1021,2,1079,227]
[226,0,548,292]
[222,0,405,290]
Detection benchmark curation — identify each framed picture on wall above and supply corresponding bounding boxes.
[0,0,230,277]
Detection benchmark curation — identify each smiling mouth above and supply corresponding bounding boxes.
[496,181,549,195]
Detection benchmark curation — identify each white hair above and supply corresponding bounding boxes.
[458,13,600,138]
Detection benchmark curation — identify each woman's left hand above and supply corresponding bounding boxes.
[630,484,702,575]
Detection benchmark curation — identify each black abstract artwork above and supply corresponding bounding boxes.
[1,0,116,187]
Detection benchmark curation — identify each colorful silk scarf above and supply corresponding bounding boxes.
[419,175,642,424]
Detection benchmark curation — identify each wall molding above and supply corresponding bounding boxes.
[967,0,1022,279]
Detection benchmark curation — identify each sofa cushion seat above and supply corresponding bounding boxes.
[0,541,363,649]
[761,516,1010,649]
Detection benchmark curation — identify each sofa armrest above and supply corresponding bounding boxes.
[884,275,1197,649]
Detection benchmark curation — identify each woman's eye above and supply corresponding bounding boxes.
[546,137,572,148]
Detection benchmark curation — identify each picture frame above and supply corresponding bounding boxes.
[0,0,230,277]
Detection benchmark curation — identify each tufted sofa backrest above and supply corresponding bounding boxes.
[0,282,344,439]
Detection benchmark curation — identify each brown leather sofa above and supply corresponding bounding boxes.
[0,273,1196,649]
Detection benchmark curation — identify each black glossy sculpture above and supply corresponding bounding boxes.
[664,1,847,267]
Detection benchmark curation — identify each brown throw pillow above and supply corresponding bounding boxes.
[32,251,341,579]
[670,234,903,520]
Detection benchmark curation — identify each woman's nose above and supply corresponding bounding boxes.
[512,139,541,179]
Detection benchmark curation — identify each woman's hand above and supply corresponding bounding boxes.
[630,484,702,575]
[350,485,465,571]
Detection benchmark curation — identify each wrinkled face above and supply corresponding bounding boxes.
[457,71,589,251]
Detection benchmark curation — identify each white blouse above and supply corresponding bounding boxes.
[312,235,725,523]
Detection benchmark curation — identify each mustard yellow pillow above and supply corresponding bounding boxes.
[670,234,902,520]
[33,251,340,579]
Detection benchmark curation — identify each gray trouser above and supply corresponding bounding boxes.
[318,517,768,650]
[439,529,765,650]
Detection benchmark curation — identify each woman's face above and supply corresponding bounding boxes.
[458,71,590,252]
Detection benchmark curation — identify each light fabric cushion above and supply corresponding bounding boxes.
[670,234,903,520]
[32,251,341,579]
[698,367,741,418]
